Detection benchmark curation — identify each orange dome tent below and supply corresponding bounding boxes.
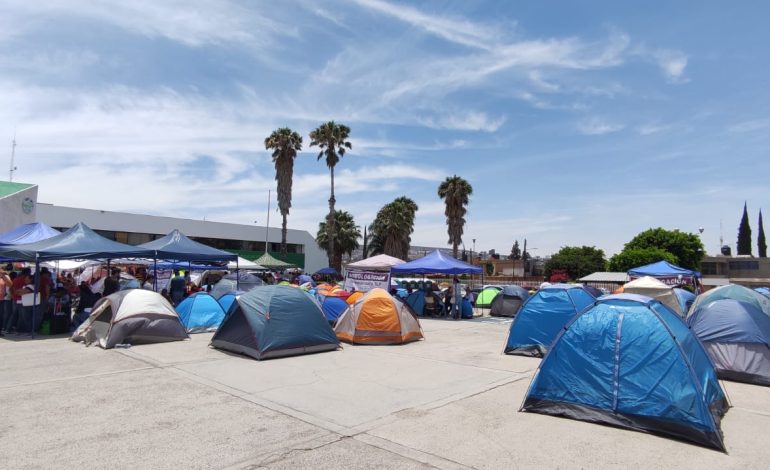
[334,288,423,345]
[346,291,364,305]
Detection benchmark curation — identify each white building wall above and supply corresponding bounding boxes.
[35,204,327,273]
[0,184,38,234]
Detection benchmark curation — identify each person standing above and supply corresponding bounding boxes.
[452,275,462,319]
[169,269,186,306]
[0,267,12,336]
[103,268,120,297]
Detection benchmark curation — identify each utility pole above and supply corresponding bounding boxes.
[523,238,528,276]
[9,131,17,182]
[264,189,271,254]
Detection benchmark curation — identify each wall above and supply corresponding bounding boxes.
[0,183,38,234]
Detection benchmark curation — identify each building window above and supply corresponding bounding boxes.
[701,262,718,275]
[728,260,759,271]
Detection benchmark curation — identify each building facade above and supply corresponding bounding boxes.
[701,256,770,287]
[1,180,327,272]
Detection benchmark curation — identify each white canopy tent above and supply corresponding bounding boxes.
[346,254,406,272]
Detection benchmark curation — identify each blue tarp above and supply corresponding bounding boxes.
[390,250,482,275]
[0,222,60,245]
[210,285,339,360]
[504,284,596,357]
[689,299,770,346]
[139,229,237,262]
[175,292,226,333]
[0,222,153,261]
[319,295,349,322]
[522,294,727,451]
[673,288,696,315]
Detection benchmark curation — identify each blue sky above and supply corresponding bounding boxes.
[2,1,769,258]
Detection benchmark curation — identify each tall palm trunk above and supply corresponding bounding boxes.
[327,166,336,268]
[281,214,288,258]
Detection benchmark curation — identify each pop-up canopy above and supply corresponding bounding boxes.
[138,229,237,262]
[627,260,700,287]
[0,222,60,245]
[390,250,481,275]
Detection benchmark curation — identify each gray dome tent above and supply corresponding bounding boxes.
[71,289,188,349]
[688,299,770,386]
[489,285,530,317]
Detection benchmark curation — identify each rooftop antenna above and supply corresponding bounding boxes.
[719,219,723,249]
[9,131,17,182]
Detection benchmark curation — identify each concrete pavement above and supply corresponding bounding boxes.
[1,316,769,469]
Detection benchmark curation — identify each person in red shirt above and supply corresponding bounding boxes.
[4,268,31,334]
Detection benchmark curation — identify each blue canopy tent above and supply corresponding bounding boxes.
[390,250,482,275]
[628,260,701,290]
[0,222,60,245]
[0,222,155,337]
[391,250,481,318]
[139,229,238,290]
[522,294,728,451]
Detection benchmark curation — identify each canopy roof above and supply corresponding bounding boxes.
[390,250,481,275]
[0,222,60,245]
[346,254,406,271]
[138,229,237,262]
[253,252,295,268]
[0,222,153,261]
[628,260,699,278]
[227,256,265,270]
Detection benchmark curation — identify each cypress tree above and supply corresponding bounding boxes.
[737,202,753,255]
[757,209,767,258]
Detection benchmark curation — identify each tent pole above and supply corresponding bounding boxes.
[31,257,40,338]
[153,253,158,291]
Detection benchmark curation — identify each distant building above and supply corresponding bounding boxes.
[701,255,770,287]
[0,180,327,272]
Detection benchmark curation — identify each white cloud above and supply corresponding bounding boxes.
[577,117,625,135]
[417,111,506,132]
[350,0,506,50]
[727,118,770,133]
[652,49,688,83]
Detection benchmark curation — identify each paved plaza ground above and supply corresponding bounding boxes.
[2,314,770,469]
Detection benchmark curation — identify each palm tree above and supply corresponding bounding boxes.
[368,197,418,260]
[316,210,361,271]
[265,127,302,258]
[309,121,352,268]
[438,175,473,258]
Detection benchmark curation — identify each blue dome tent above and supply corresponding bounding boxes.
[319,294,349,323]
[521,294,728,451]
[211,285,339,360]
[504,284,596,357]
[689,299,770,386]
[175,292,226,333]
[217,291,242,316]
[755,287,770,298]
[405,291,426,316]
[690,284,770,318]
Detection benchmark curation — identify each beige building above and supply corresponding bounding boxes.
[701,256,770,287]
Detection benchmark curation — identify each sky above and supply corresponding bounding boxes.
[2,1,769,259]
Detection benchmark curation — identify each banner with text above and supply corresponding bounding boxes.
[344,270,391,292]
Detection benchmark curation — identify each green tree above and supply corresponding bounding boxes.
[437,175,473,258]
[544,246,606,280]
[757,209,767,258]
[608,247,678,272]
[510,240,521,260]
[265,127,302,258]
[309,121,352,268]
[368,196,419,260]
[316,210,360,271]
[738,202,752,256]
[623,227,705,270]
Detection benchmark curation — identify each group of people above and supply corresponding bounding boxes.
[0,265,73,336]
